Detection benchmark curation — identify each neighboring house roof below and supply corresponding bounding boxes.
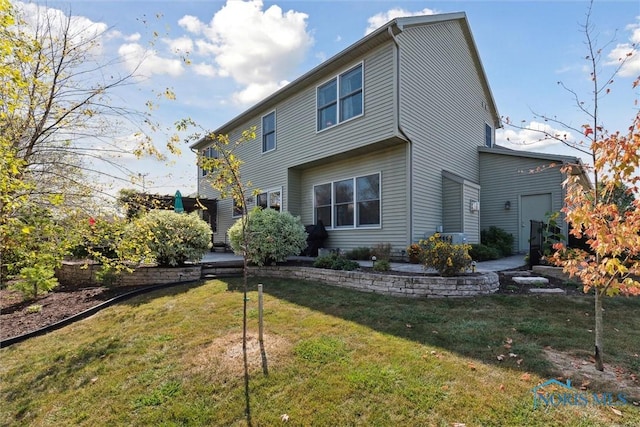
[191,12,500,150]
[479,145,592,188]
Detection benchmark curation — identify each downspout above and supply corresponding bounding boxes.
[388,25,415,244]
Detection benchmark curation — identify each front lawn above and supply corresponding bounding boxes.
[1,277,638,426]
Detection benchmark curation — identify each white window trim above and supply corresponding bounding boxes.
[201,146,217,177]
[313,172,381,230]
[261,110,277,154]
[315,61,364,133]
[485,123,493,148]
[256,186,283,211]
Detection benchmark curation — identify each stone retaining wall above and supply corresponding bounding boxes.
[248,266,499,298]
[56,261,201,288]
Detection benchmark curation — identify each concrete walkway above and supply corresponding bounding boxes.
[201,252,527,273]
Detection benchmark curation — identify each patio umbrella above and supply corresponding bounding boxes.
[174,190,185,213]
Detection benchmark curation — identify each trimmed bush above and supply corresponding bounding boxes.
[420,233,472,276]
[127,211,212,266]
[345,247,371,260]
[10,265,58,300]
[313,252,360,271]
[228,208,307,266]
[481,226,514,257]
[373,259,391,272]
[469,243,501,261]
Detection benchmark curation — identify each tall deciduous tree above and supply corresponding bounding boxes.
[1,2,174,284]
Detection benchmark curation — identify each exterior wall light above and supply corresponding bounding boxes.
[504,201,511,210]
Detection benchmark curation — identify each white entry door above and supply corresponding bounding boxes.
[519,193,552,253]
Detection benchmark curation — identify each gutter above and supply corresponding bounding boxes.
[388,26,414,245]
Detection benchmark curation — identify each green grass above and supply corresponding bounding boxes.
[1,277,639,426]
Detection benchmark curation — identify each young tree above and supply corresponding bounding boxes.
[179,119,257,425]
[506,2,639,371]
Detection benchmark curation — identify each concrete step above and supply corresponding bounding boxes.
[513,276,549,285]
[528,288,566,294]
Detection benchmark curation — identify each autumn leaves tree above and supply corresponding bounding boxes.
[508,1,640,371]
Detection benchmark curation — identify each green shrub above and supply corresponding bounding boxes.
[371,243,392,261]
[228,208,307,266]
[420,233,472,277]
[10,265,58,300]
[469,243,501,261]
[345,247,371,260]
[313,252,360,271]
[481,226,514,257]
[373,259,391,272]
[127,211,212,267]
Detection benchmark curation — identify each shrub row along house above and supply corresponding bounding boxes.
[191,12,590,255]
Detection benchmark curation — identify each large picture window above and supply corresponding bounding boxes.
[313,173,380,229]
[317,63,363,131]
[262,111,276,153]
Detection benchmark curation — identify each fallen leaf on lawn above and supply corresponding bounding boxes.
[516,359,524,366]
[442,385,449,391]
[630,374,637,382]
[587,329,593,333]
[580,380,590,390]
[281,414,290,422]
[468,363,476,371]
[520,373,531,382]
[505,338,513,344]
[588,355,596,363]
[497,354,505,361]
[432,330,439,334]
[499,384,505,392]
[90,377,98,384]
[452,423,466,427]
[431,350,437,355]
[509,353,518,358]
[609,407,622,416]
[614,328,619,332]
[504,343,512,350]
[406,323,413,328]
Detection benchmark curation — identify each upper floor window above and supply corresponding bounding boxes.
[317,63,363,131]
[257,188,281,211]
[313,172,380,229]
[201,146,218,176]
[262,111,276,153]
[485,123,493,148]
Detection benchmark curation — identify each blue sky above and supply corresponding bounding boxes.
[18,0,640,196]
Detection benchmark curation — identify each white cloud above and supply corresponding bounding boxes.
[179,0,313,105]
[164,36,194,55]
[605,18,640,77]
[232,81,288,105]
[365,7,437,35]
[118,43,184,78]
[16,1,109,55]
[193,62,217,78]
[178,15,206,35]
[496,121,577,151]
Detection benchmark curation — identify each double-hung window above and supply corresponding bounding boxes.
[201,146,218,176]
[485,123,493,148]
[262,111,276,153]
[317,63,363,131]
[313,173,380,228]
[256,188,281,211]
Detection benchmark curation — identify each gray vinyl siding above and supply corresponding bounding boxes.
[397,20,495,243]
[199,43,399,240]
[299,145,408,252]
[479,152,567,253]
[442,177,462,232]
[463,183,480,243]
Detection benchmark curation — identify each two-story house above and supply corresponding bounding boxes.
[191,12,589,254]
